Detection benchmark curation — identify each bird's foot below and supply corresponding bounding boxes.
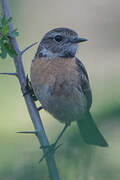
[37,106,43,111]
[39,143,62,163]
[39,123,70,162]
[23,75,37,101]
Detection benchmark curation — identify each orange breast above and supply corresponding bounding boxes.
[30,57,79,97]
[30,57,87,123]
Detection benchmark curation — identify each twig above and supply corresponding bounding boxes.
[1,1,60,180]
[21,41,38,55]
[0,72,17,76]
[16,131,37,134]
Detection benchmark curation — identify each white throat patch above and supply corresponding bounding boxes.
[40,48,58,59]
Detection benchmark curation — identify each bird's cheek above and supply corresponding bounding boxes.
[68,45,78,56]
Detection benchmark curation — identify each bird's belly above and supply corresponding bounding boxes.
[36,84,87,123]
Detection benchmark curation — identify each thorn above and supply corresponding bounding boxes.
[0,72,17,77]
[16,131,37,134]
[21,41,38,55]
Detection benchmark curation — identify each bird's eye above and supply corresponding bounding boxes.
[54,35,63,42]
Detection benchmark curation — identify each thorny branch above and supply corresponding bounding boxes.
[1,0,60,180]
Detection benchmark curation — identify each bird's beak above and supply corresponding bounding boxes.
[71,37,88,43]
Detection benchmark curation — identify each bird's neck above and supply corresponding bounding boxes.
[38,48,59,59]
[36,47,77,59]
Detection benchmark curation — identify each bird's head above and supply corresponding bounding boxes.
[35,27,87,59]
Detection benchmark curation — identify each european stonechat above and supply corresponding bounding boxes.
[30,27,108,147]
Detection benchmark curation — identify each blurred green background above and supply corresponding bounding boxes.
[0,0,120,179]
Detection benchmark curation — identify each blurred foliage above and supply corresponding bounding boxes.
[0,106,120,180]
[0,15,18,59]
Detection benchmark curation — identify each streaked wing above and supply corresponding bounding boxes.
[75,57,92,110]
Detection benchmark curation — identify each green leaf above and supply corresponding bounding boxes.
[8,49,17,57]
[4,43,17,57]
[0,15,18,59]
[0,44,7,59]
[1,15,6,25]
[7,17,12,23]
[1,25,10,35]
[0,38,4,46]
[1,16,12,26]
[9,29,19,38]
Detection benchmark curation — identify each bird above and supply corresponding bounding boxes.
[30,27,108,147]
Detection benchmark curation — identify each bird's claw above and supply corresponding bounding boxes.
[37,106,43,111]
[39,143,63,163]
[23,75,37,101]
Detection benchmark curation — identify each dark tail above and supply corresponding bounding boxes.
[77,112,108,147]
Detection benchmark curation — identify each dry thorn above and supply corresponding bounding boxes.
[0,72,17,77]
[21,41,38,55]
[16,130,37,134]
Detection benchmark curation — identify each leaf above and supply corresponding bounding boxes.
[0,38,4,46]
[1,15,6,25]
[8,49,17,57]
[4,43,17,57]
[9,29,19,38]
[8,46,17,57]
[0,15,18,59]
[1,25,10,35]
[7,17,12,23]
[0,44,7,59]
[1,16,12,26]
